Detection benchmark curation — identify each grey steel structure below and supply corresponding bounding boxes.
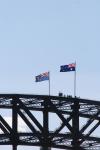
[0,94,100,150]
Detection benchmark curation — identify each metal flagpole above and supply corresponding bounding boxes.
[74,62,76,97]
[49,71,50,96]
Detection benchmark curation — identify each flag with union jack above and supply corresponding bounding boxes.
[35,72,49,82]
[60,63,76,72]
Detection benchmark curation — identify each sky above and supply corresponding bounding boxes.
[0,0,100,150]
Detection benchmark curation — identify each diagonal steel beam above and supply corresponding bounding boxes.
[80,121,100,145]
[50,116,72,140]
[80,109,100,134]
[17,109,43,144]
[0,115,12,133]
[0,122,9,133]
[48,99,73,133]
[17,98,44,132]
[86,121,100,137]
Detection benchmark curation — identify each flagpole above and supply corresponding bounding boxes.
[74,61,76,97]
[49,71,50,96]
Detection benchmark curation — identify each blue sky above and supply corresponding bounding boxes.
[0,0,100,150]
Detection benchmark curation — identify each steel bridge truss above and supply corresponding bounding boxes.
[0,94,100,150]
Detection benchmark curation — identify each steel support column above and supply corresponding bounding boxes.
[12,145,17,150]
[40,147,51,150]
[12,97,18,150]
[40,98,51,150]
[72,100,80,150]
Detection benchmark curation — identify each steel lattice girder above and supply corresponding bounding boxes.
[0,94,100,149]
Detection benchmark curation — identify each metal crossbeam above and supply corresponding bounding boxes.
[0,94,100,150]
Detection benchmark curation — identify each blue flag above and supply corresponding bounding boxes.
[35,72,49,82]
[60,63,76,72]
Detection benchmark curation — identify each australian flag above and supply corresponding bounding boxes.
[35,72,49,82]
[60,63,76,72]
